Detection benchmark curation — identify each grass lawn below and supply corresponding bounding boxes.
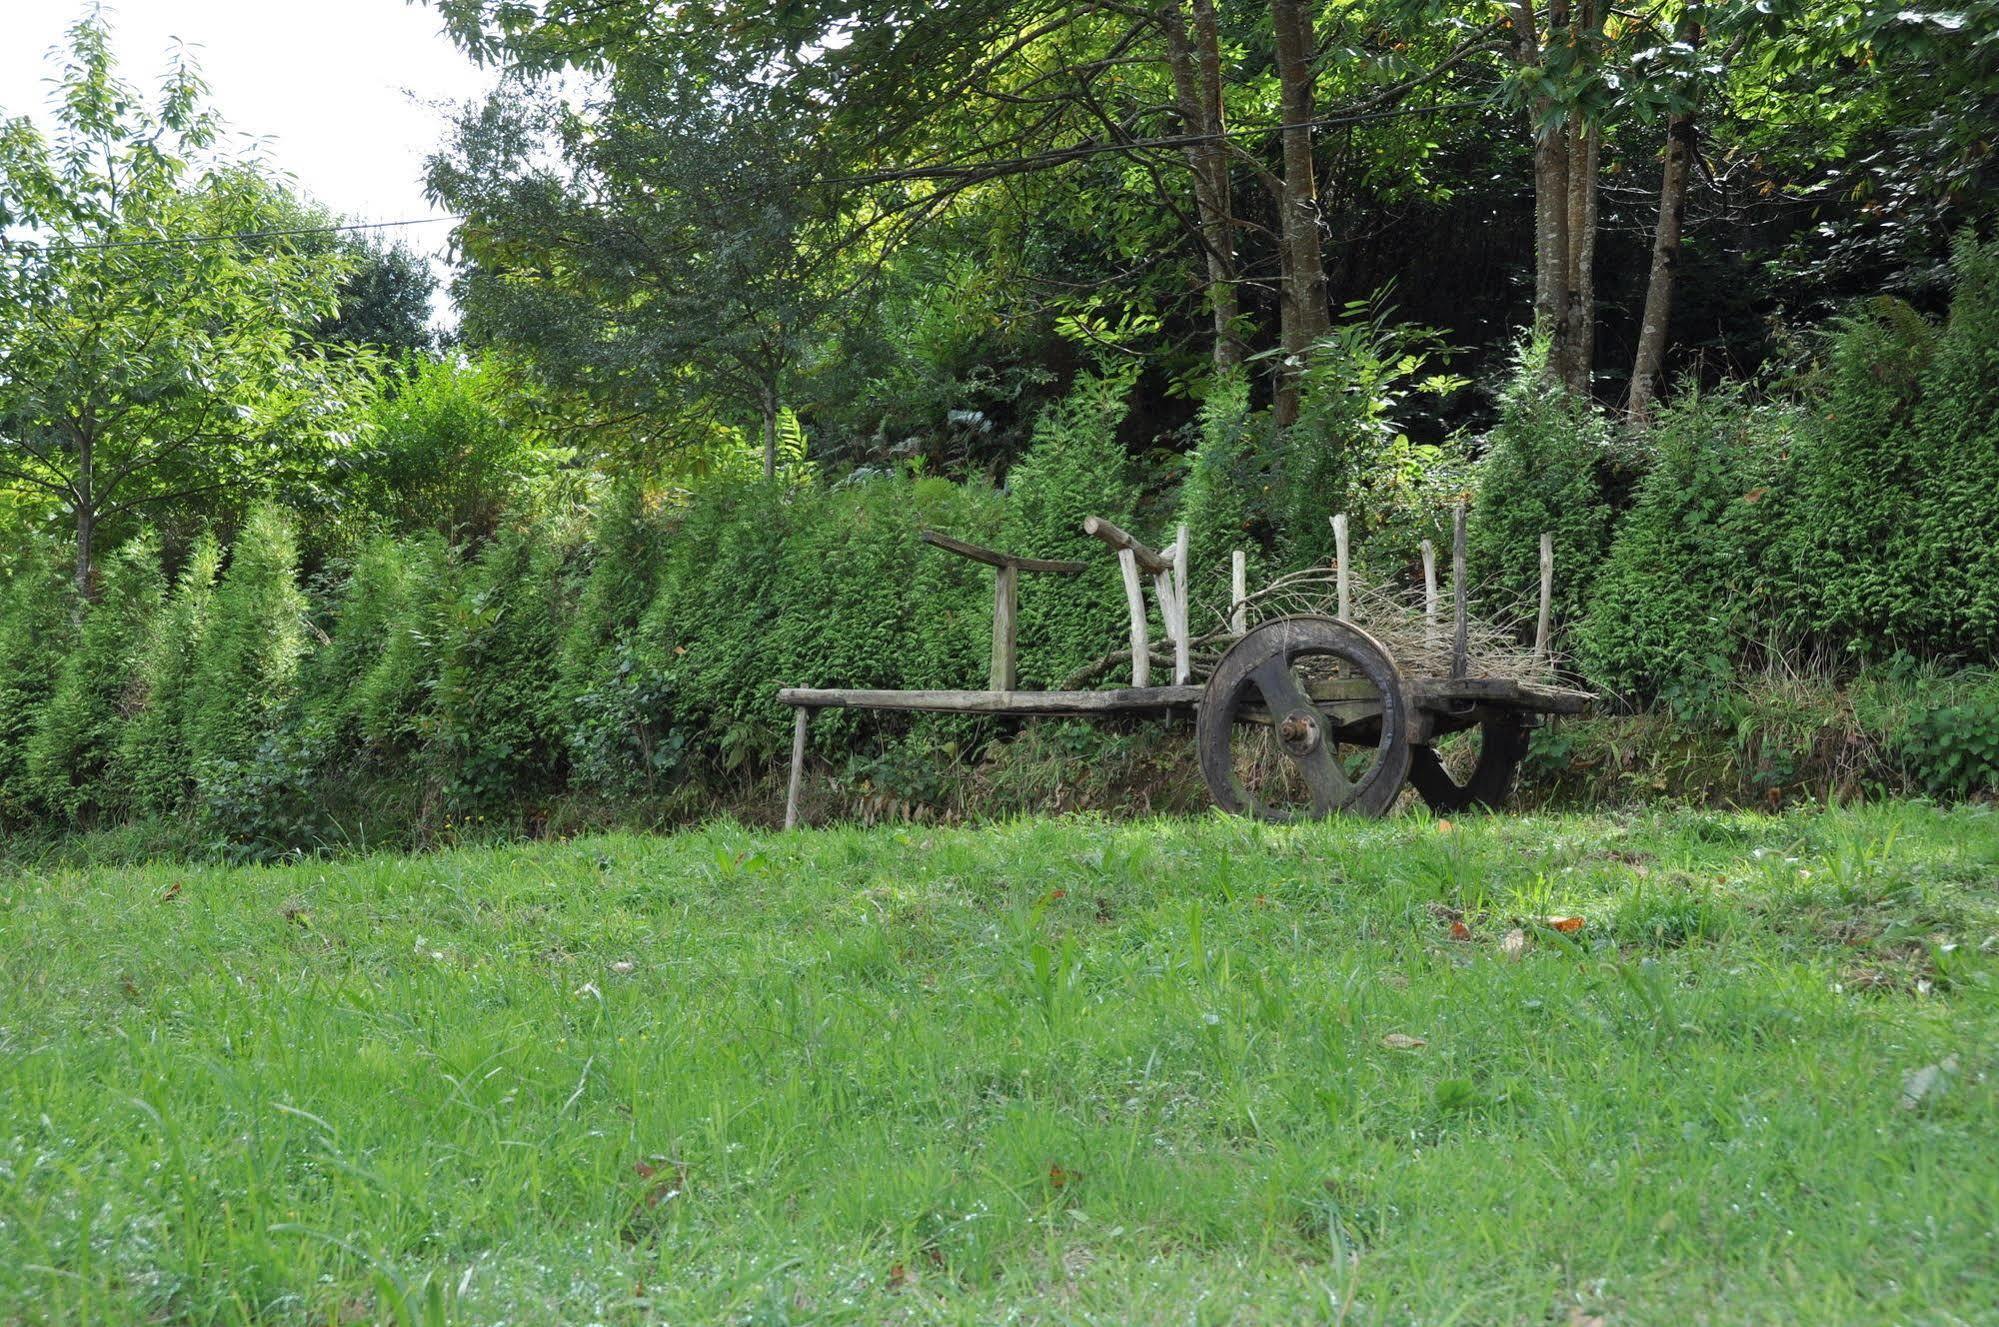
[2,804,1996,1324]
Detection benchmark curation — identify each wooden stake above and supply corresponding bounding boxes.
[1534,531,1554,663]
[990,562,1019,691]
[1172,525,1192,684]
[1230,550,1247,635]
[1331,513,1351,619]
[784,706,811,830]
[1118,548,1149,687]
[1421,538,1438,645]
[1451,502,1469,680]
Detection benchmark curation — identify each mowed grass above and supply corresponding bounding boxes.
[2,805,1997,1325]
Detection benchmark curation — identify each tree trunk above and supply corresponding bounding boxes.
[1517,0,1574,388]
[1161,0,1243,368]
[72,432,95,603]
[760,395,778,481]
[1269,0,1329,426]
[1563,116,1599,396]
[1627,111,1695,422]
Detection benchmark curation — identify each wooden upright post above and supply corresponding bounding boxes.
[784,706,811,830]
[1171,525,1192,684]
[1331,513,1351,620]
[1117,548,1149,687]
[991,562,1019,690]
[1421,538,1438,645]
[1534,531,1554,664]
[1230,550,1247,635]
[1451,502,1469,679]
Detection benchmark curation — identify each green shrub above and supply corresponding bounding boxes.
[1177,370,1271,627]
[0,547,75,822]
[114,534,222,813]
[351,535,456,761]
[557,484,673,734]
[22,537,163,820]
[429,525,569,813]
[1897,688,1999,799]
[186,506,310,783]
[358,353,559,538]
[1576,391,1793,709]
[1469,342,1623,622]
[1001,365,1142,686]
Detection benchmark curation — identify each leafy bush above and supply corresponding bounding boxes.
[186,506,309,784]
[429,525,569,813]
[1576,391,1793,709]
[22,537,164,820]
[1899,690,1999,798]
[1001,365,1142,686]
[0,548,75,822]
[1469,342,1624,622]
[115,534,221,813]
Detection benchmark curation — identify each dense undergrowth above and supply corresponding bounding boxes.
[2,240,1997,858]
[3,804,1995,1323]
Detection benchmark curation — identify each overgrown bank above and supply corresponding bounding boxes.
[3,241,1998,856]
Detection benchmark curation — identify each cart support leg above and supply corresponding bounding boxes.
[784,707,812,830]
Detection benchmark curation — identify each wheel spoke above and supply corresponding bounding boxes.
[1249,654,1352,810]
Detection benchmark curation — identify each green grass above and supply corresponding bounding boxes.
[3,804,1996,1325]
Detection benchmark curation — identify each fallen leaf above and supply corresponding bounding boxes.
[1382,1033,1427,1050]
[1501,928,1529,960]
[1546,915,1585,934]
[887,1262,909,1291]
[610,960,636,974]
[1436,818,1455,833]
[1047,1162,1079,1189]
[1449,920,1472,942]
[1899,1056,1959,1110]
[159,882,182,903]
[634,1158,688,1207]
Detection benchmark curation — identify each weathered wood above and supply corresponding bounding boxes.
[1230,549,1247,635]
[1117,548,1150,687]
[1331,512,1351,619]
[1082,516,1173,574]
[991,562,1019,690]
[1421,538,1439,645]
[784,706,811,830]
[1534,531,1554,663]
[1451,502,1469,680]
[1171,524,1192,683]
[1415,676,1592,714]
[920,529,1085,574]
[778,685,1203,715]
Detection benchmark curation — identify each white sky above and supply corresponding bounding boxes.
[0,0,498,322]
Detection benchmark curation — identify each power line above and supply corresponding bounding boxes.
[2,95,1497,257]
[4,214,464,256]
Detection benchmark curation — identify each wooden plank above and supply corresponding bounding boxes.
[991,562,1019,690]
[1415,676,1592,714]
[1331,513,1351,619]
[784,706,810,830]
[1082,516,1172,574]
[1118,547,1149,687]
[1451,502,1469,680]
[1534,531,1554,663]
[920,529,1085,574]
[777,686,1202,715]
[1230,550,1247,635]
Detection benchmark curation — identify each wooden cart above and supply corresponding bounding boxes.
[778,511,1589,827]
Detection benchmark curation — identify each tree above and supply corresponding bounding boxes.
[314,233,437,355]
[430,45,859,478]
[0,13,366,595]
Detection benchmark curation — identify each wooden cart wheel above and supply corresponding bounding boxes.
[1197,615,1413,822]
[1406,713,1529,813]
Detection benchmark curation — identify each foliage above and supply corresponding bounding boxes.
[0,548,74,822]
[1469,343,1625,622]
[1901,690,1999,800]
[22,536,164,820]
[312,233,437,355]
[1000,365,1143,686]
[0,14,367,588]
[357,354,562,539]
[185,506,309,785]
[115,535,222,814]
[1576,390,1793,709]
